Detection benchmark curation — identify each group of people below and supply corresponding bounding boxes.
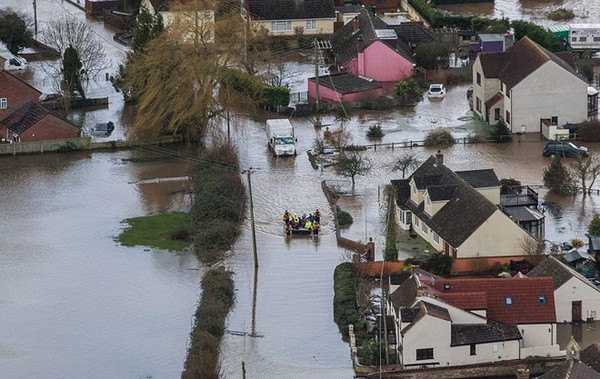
[283,209,320,235]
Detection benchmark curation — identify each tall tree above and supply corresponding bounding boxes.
[62,44,85,99]
[390,153,421,178]
[334,151,372,188]
[0,8,33,55]
[40,17,109,96]
[131,5,164,53]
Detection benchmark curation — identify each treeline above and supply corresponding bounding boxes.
[182,267,235,379]
[191,143,246,264]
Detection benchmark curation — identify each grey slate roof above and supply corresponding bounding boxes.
[528,256,600,292]
[582,343,600,373]
[389,23,436,46]
[422,301,451,321]
[478,36,583,89]
[450,320,521,346]
[246,0,335,21]
[330,8,414,67]
[536,360,600,379]
[310,72,382,94]
[392,155,499,248]
[390,274,418,311]
[400,308,419,323]
[455,169,500,188]
[0,99,49,134]
[503,206,544,223]
[426,185,457,201]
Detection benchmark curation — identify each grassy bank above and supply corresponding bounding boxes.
[117,211,192,251]
[182,266,235,378]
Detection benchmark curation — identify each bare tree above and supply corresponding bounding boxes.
[324,126,351,151]
[519,235,545,256]
[570,154,600,195]
[390,153,421,178]
[334,151,372,188]
[39,17,109,111]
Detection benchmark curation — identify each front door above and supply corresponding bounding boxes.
[572,301,582,322]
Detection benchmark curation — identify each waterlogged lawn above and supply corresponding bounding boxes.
[117,212,192,252]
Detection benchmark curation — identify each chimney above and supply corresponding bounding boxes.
[357,35,365,76]
[352,16,359,33]
[516,367,530,379]
[357,36,365,53]
[435,150,444,165]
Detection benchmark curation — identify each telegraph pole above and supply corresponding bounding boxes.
[314,39,320,112]
[33,0,38,37]
[246,168,258,268]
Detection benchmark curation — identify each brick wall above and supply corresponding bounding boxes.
[0,72,42,119]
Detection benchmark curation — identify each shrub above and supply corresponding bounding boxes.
[358,338,384,366]
[576,120,600,141]
[489,119,512,142]
[366,124,384,139]
[171,228,191,241]
[571,238,584,248]
[543,155,575,195]
[337,210,354,226]
[424,128,454,146]
[547,8,575,21]
[589,214,600,236]
[427,252,453,275]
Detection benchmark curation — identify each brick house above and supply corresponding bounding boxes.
[0,70,42,139]
[0,100,80,142]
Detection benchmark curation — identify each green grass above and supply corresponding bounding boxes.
[117,212,192,251]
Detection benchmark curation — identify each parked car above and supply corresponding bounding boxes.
[427,84,446,99]
[90,122,115,137]
[543,141,589,158]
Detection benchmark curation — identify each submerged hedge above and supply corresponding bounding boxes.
[182,267,235,379]
[191,143,246,264]
[333,262,360,338]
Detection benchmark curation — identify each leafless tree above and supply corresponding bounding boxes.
[570,154,600,196]
[519,235,545,256]
[390,153,421,178]
[334,151,372,188]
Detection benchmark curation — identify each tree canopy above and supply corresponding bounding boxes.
[334,151,372,187]
[543,155,574,195]
[0,8,33,55]
[589,213,600,236]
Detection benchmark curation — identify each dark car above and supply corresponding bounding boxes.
[543,141,589,158]
[90,122,115,137]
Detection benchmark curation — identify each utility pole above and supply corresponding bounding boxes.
[381,261,389,365]
[314,38,320,112]
[246,168,258,268]
[33,0,38,37]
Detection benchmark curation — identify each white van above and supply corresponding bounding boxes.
[0,51,27,71]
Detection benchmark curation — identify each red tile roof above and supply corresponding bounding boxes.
[426,277,556,325]
[354,261,405,277]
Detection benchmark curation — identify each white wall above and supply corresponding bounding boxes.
[476,187,500,205]
[401,315,451,367]
[472,57,502,121]
[458,210,534,258]
[519,323,554,348]
[555,277,600,323]
[510,61,588,134]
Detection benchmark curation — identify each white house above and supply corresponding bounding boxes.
[391,153,538,260]
[472,36,588,137]
[140,0,215,42]
[528,256,600,323]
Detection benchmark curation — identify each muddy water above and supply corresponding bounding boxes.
[0,150,202,378]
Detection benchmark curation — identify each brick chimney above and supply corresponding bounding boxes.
[434,150,444,165]
[352,16,359,33]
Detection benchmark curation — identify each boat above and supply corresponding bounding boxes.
[283,210,320,236]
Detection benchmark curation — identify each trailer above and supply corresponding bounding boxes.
[548,24,600,58]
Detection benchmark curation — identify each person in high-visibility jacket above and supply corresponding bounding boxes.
[293,214,300,224]
[304,219,313,230]
[283,210,290,224]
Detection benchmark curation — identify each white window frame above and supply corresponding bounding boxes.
[433,232,440,244]
[0,98,7,109]
[305,19,316,30]
[422,222,428,234]
[271,20,291,32]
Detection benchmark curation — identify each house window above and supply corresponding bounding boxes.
[579,36,587,42]
[476,97,481,112]
[551,116,558,125]
[595,37,600,42]
[271,21,292,32]
[505,296,513,305]
[505,110,511,124]
[538,295,546,305]
[305,20,316,30]
[0,98,6,109]
[416,348,434,360]
[415,217,420,227]
[470,344,476,356]
[494,108,500,121]
[433,232,439,244]
[572,37,577,42]
[422,223,428,234]
[476,72,481,86]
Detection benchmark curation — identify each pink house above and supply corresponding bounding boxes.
[307,72,383,104]
[330,8,415,85]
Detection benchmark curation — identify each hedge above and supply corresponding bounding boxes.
[333,262,360,338]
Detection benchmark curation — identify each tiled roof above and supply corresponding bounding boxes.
[330,8,413,66]
[335,4,363,13]
[0,99,48,134]
[390,274,418,311]
[390,23,436,45]
[435,291,487,310]
[391,178,410,208]
[455,169,500,188]
[528,256,600,292]
[428,276,556,325]
[0,70,42,98]
[426,185,457,201]
[478,36,582,89]
[536,360,600,379]
[503,206,543,222]
[400,307,420,323]
[484,92,503,108]
[582,343,600,373]
[246,0,335,21]
[450,320,521,346]
[310,73,381,94]
[395,155,499,248]
[422,301,451,321]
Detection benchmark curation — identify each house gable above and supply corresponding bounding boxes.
[0,70,42,119]
[245,0,335,21]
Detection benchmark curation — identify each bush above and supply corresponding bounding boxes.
[366,124,384,139]
[543,155,575,195]
[427,252,453,275]
[571,238,584,248]
[489,119,512,142]
[424,128,454,146]
[171,228,191,241]
[547,8,575,21]
[358,338,384,366]
[337,210,354,226]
